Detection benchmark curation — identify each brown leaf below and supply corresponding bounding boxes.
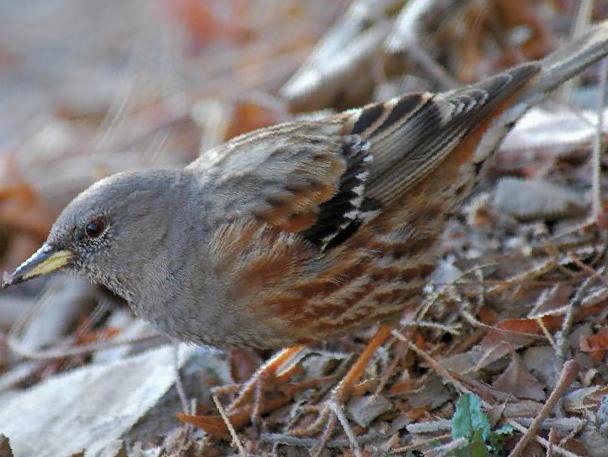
[503,399,543,418]
[389,379,415,396]
[0,155,55,239]
[493,350,546,401]
[497,301,608,335]
[161,0,249,48]
[176,413,230,438]
[478,306,498,325]
[497,316,564,334]
[176,394,292,438]
[224,102,281,140]
[477,330,535,370]
[228,347,261,384]
[580,327,608,352]
[580,327,608,363]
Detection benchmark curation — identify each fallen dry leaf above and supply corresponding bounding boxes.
[224,101,282,140]
[492,350,546,401]
[0,156,55,240]
[498,301,608,335]
[228,347,261,384]
[161,0,250,48]
[580,327,608,363]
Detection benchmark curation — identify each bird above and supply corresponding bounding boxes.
[4,20,608,456]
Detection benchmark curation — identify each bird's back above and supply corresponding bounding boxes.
[183,22,608,348]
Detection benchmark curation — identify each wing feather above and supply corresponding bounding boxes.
[364,63,540,203]
[195,63,540,251]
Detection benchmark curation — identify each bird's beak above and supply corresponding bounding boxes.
[2,244,74,288]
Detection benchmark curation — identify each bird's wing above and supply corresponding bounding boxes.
[195,119,375,251]
[360,63,539,203]
[195,63,539,251]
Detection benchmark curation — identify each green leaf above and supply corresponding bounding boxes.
[488,424,515,454]
[451,393,491,442]
[453,428,491,457]
[470,429,491,457]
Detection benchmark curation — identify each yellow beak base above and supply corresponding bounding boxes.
[2,244,73,288]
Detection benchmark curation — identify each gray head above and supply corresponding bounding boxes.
[3,169,183,300]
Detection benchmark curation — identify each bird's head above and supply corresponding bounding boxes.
[3,170,181,299]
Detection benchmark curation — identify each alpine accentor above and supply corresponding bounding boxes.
[4,20,608,455]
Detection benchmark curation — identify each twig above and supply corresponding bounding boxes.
[260,431,386,448]
[7,331,166,360]
[401,320,461,335]
[507,360,580,457]
[507,420,582,457]
[558,419,587,448]
[547,427,557,457]
[486,259,557,296]
[516,417,585,432]
[559,0,594,103]
[374,338,408,397]
[406,419,452,434]
[212,393,247,457]
[568,253,608,286]
[330,400,362,457]
[459,310,544,341]
[555,271,602,364]
[592,58,608,223]
[435,437,470,457]
[391,433,452,453]
[392,330,470,395]
[537,317,557,351]
[417,262,498,321]
[173,343,191,415]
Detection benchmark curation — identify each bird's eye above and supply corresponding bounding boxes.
[85,217,106,238]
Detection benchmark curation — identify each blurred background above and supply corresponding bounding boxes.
[1,1,608,456]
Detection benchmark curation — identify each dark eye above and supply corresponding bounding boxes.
[85,217,106,238]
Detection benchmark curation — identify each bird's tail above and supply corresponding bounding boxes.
[469,20,608,174]
[522,20,608,101]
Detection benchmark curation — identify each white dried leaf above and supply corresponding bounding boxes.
[501,107,608,154]
[281,22,390,111]
[493,178,587,221]
[280,0,401,111]
[386,0,463,52]
[347,394,392,427]
[0,346,194,457]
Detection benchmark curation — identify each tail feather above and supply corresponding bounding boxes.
[469,21,608,174]
[525,20,608,99]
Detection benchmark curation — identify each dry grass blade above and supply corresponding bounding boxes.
[212,393,247,457]
[7,330,166,360]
